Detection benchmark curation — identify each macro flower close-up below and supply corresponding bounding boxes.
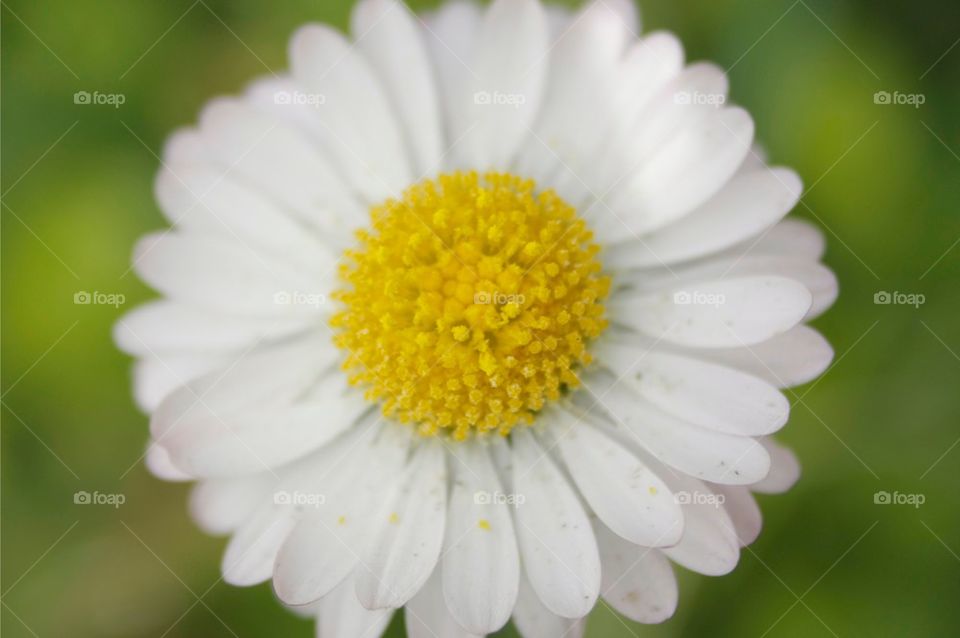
[114,0,837,634]
[3,0,958,637]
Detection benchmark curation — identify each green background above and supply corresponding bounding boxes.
[2,0,958,636]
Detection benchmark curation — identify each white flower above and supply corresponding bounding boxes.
[116,0,837,635]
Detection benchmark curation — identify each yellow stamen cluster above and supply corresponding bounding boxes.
[331,171,610,440]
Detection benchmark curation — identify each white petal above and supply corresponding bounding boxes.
[281,598,321,620]
[598,0,639,35]
[451,0,549,168]
[317,576,394,638]
[133,232,331,318]
[289,24,411,199]
[132,353,225,413]
[752,437,801,494]
[594,523,677,624]
[731,258,836,320]
[636,62,730,150]
[697,325,834,388]
[115,300,310,357]
[572,32,683,208]
[540,0,637,42]
[226,426,393,588]
[421,1,482,152]
[144,440,192,481]
[151,332,336,441]
[154,163,339,266]
[405,567,481,638]
[356,440,447,609]
[162,127,211,165]
[241,77,370,244]
[604,167,802,268]
[597,381,771,485]
[555,415,683,547]
[712,484,762,546]
[193,98,361,232]
[595,347,790,437]
[593,61,725,196]
[275,516,357,604]
[273,425,411,604]
[190,474,272,535]
[622,254,837,321]
[512,571,586,638]
[608,32,685,128]
[511,429,600,618]
[741,144,769,171]
[442,441,519,634]
[729,218,827,261]
[488,435,515,494]
[160,374,365,478]
[659,476,740,576]
[222,502,299,586]
[513,0,636,201]
[351,0,444,175]
[604,58,719,185]
[543,3,571,39]
[612,275,812,348]
[607,107,754,236]
[797,263,838,319]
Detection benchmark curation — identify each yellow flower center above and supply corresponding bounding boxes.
[331,171,610,440]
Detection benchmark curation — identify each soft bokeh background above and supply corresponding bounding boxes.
[3,0,958,636]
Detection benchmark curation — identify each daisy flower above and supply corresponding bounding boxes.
[116,0,837,635]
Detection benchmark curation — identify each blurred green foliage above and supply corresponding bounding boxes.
[2,0,958,636]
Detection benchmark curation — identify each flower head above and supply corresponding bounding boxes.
[117,0,836,635]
